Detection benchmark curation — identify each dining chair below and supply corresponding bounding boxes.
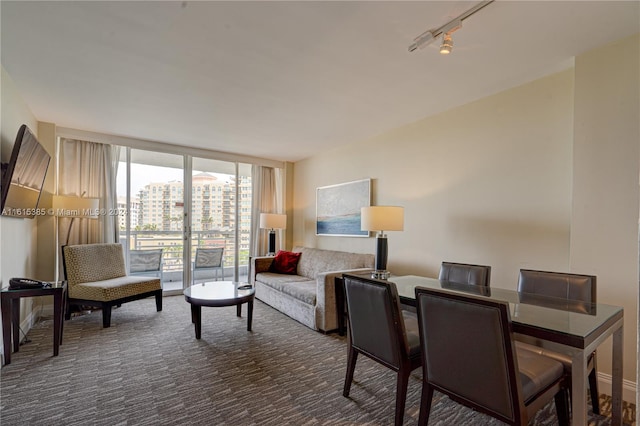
[415,286,570,426]
[192,247,225,284]
[516,269,600,414]
[342,274,422,426]
[438,261,491,287]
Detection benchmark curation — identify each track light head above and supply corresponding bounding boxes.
[408,0,493,55]
[440,34,453,55]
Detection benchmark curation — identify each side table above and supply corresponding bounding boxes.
[1,282,67,365]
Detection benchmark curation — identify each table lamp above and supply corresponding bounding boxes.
[361,206,404,279]
[259,213,286,256]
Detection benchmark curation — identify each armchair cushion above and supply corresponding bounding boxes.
[70,275,162,302]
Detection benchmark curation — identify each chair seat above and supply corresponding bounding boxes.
[70,276,161,302]
[516,347,565,404]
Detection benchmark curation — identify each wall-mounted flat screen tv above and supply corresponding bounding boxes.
[1,124,51,218]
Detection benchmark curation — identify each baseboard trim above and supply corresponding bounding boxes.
[597,372,637,404]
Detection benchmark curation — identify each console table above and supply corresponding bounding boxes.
[1,282,67,365]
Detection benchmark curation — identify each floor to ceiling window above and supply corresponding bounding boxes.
[116,148,253,294]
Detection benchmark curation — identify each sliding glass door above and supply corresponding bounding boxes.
[189,158,252,285]
[117,148,252,294]
[117,149,185,293]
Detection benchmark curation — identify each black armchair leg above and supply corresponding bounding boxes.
[102,304,112,328]
[155,290,163,312]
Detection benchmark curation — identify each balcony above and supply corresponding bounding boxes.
[121,230,250,292]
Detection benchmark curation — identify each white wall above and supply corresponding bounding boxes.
[571,34,639,396]
[0,66,42,362]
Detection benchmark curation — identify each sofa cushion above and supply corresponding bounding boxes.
[294,247,374,279]
[269,250,302,274]
[256,272,316,305]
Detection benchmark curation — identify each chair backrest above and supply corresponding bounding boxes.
[194,247,224,269]
[130,249,163,274]
[415,287,525,424]
[439,262,491,287]
[518,269,596,304]
[62,243,127,287]
[343,274,409,369]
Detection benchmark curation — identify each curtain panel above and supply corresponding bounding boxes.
[58,138,120,247]
[250,165,283,257]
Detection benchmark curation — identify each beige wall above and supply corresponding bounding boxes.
[293,36,639,392]
[294,69,574,285]
[0,66,43,361]
[571,34,639,394]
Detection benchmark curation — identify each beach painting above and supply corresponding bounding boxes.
[316,179,370,237]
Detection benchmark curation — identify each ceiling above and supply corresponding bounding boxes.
[2,1,638,163]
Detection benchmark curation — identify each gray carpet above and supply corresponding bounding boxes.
[0,295,635,425]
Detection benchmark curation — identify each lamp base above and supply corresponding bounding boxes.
[371,270,391,280]
[267,229,276,256]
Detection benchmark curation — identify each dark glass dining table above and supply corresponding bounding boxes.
[353,274,625,426]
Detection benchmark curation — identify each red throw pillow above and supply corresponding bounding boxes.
[269,250,301,275]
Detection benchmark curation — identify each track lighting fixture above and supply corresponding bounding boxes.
[408,0,494,54]
[440,34,453,55]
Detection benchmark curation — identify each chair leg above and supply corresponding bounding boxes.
[394,367,411,426]
[343,347,358,397]
[102,304,112,328]
[155,291,163,312]
[554,388,570,426]
[418,382,434,426]
[588,367,600,414]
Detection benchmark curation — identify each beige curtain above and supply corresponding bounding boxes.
[250,165,283,257]
[58,138,120,247]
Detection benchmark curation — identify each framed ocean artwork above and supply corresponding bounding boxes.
[316,178,370,237]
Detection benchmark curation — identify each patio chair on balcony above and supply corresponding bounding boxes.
[130,248,164,283]
[192,247,225,284]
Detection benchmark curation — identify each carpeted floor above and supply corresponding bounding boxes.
[0,295,635,425]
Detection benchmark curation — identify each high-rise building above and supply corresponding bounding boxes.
[117,196,140,230]
[136,173,251,234]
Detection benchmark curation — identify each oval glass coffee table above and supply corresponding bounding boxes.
[184,281,255,339]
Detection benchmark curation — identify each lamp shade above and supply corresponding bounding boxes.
[260,213,286,230]
[52,195,100,218]
[361,206,404,232]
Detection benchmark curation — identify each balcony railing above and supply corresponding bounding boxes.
[120,230,251,283]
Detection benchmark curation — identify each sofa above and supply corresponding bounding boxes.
[250,247,374,332]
